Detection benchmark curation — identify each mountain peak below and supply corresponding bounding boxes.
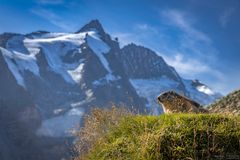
[76,19,105,35]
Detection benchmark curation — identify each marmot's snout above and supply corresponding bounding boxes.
[157,96,164,103]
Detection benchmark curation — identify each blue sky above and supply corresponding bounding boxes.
[0,0,239,94]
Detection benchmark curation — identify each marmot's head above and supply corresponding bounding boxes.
[157,91,179,104]
[157,91,204,114]
[157,91,180,113]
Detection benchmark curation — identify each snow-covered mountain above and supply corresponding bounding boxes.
[0,19,221,160]
[0,20,145,137]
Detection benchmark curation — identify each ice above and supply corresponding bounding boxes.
[130,77,180,114]
[92,74,120,86]
[37,108,84,137]
[87,33,111,72]
[67,63,84,83]
[183,79,218,106]
[24,33,87,84]
[0,47,40,88]
[196,85,214,95]
[23,31,115,85]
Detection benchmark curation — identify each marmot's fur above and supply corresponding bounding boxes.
[157,91,208,113]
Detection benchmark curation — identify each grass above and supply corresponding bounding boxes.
[74,106,132,159]
[75,109,240,160]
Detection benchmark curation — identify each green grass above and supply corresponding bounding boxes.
[82,114,240,160]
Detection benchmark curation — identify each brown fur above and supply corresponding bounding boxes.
[157,91,208,113]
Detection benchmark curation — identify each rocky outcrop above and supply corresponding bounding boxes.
[208,89,240,115]
[119,43,183,82]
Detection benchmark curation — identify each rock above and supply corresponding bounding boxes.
[208,89,240,115]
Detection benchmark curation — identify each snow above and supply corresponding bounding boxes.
[92,74,120,86]
[24,32,91,84]
[24,38,79,84]
[130,77,181,115]
[131,77,220,111]
[24,32,86,45]
[183,79,219,106]
[86,32,121,85]
[196,85,214,95]
[2,30,116,87]
[37,108,84,137]
[53,109,64,115]
[70,97,95,108]
[23,31,116,85]
[85,89,93,99]
[36,32,67,39]
[87,33,111,72]
[67,63,84,83]
[0,47,40,88]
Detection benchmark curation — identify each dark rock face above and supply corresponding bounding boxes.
[118,43,186,91]
[0,51,39,160]
[0,33,20,47]
[77,19,105,35]
[157,91,208,113]
[83,44,145,112]
[119,44,179,80]
[0,47,74,160]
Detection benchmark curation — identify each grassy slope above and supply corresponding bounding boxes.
[84,114,240,160]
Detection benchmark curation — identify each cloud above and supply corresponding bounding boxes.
[219,8,235,27]
[160,53,223,79]
[31,8,72,31]
[37,0,65,5]
[114,9,224,93]
[135,24,159,34]
[161,9,211,43]
[160,9,220,63]
[154,8,224,91]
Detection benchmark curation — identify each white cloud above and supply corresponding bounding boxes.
[31,8,72,31]
[161,9,211,43]
[160,53,222,78]
[162,54,208,75]
[115,10,225,93]
[220,8,235,27]
[160,9,219,64]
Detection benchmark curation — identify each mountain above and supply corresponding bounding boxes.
[0,19,221,159]
[118,43,221,114]
[0,48,39,160]
[0,40,73,160]
[0,20,145,136]
[208,89,240,115]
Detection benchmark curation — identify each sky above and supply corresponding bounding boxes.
[0,0,239,95]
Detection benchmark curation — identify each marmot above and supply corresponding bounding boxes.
[157,91,208,114]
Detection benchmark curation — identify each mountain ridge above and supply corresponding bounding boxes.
[208,89,240,115]
[0,19,222,160]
